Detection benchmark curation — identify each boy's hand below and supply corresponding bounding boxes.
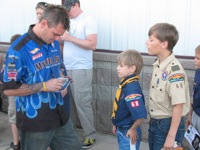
[112,125,116,134]
[126,128,138,144]
[186,115,192,129]
[163,135,175,150]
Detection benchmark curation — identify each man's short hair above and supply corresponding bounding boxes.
[40,4,70,31]
[64,0,80,11]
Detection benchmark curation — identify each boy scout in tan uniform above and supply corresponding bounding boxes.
[146,23,190,150]
[149,55,190,119]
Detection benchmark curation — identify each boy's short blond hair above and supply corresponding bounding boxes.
[117,49,143,75]
[195,44,200,53]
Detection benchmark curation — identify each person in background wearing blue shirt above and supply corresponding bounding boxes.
[8,34,21,150]
[187,44,200,150]
[0,54,3,111]
[111,50,147,150]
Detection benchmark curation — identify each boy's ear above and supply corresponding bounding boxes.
[130,65,136,73]
[161,41,168,49]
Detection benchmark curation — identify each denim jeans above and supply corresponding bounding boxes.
[116,125,141,150]
[148,117,185,150]
[19,118,82,150]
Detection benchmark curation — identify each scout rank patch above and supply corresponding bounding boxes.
[162,70,168,80]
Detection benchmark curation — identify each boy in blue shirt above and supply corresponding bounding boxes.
[187,44,200,150]
[111,50,147,150]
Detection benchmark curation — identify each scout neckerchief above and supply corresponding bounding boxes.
[111,75,139,119]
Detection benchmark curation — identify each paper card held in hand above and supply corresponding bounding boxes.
[130,140,136,150]
[184,125,200,150]
[58,77,72,92]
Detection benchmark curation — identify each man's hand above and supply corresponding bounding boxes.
[45,78,63,92]
[60,31,73,42]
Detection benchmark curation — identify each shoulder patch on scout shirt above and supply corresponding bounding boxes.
[130,100,140,108]
[168,73,184,83]
[125,94,141,102]
[171,65,180,72]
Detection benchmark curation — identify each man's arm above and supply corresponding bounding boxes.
[61,32,97,50]
[3,83,43,96]
[3,78,64,96]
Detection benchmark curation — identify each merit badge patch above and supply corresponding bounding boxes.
[169,73,184,83]
[131,100,140,108]
[125,94,141,102]
[161,70,168,80]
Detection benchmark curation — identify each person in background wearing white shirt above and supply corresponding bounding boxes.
[61,0,97,149]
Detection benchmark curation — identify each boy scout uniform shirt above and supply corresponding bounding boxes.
[112,74,147,127]
[193,69,200,116]
[149,53,190,119]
